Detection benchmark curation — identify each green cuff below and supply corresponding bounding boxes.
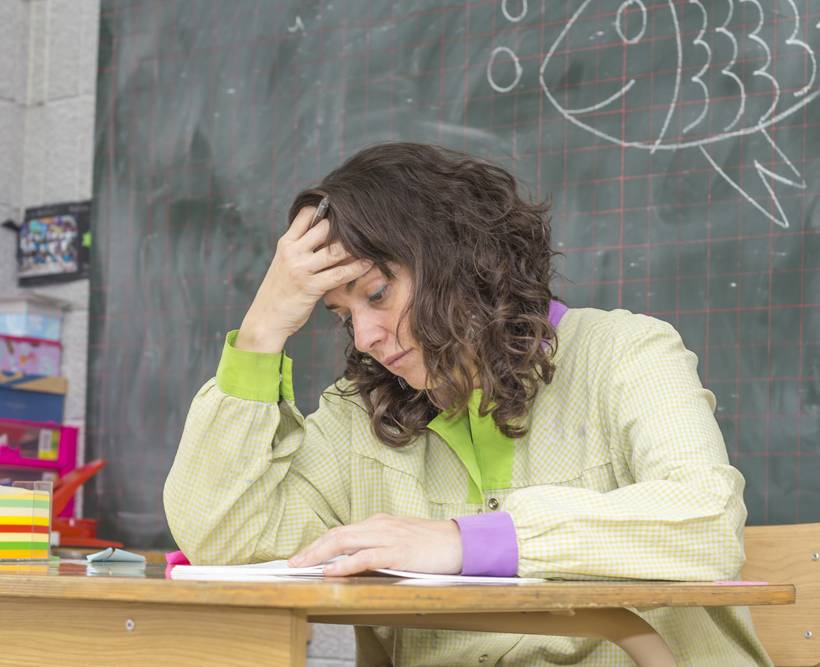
[215,330,293,403]
[281,354,294,402]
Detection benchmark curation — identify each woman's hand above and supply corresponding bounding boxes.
[235,205,373,353]
[288,513,463,576]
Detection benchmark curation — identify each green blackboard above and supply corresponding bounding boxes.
[90,0,820,547]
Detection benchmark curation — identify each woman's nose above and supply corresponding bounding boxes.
[352,311,386,353]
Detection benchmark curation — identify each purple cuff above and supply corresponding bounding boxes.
[454,511,519,577]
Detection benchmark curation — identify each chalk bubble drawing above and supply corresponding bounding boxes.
[502,0,528,23]
[499,0,820,228]
[488,46,524,92]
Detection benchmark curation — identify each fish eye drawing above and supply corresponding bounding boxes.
[488,0,820,229]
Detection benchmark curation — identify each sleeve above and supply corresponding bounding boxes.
[163,330,353,565]
[506,315,748,581]
[455,511,518,577]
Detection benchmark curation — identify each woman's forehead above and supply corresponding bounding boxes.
[323,263,410,307]
[323,265,381,307]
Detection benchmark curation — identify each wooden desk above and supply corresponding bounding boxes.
[0,562,794,667]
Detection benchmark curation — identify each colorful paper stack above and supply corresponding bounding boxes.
[0,484,50,560]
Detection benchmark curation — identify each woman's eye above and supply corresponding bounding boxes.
[368,285,388,303]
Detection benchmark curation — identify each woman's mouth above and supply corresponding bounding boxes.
[383,350,411,368]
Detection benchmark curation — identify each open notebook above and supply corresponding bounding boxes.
[170,558,543,585]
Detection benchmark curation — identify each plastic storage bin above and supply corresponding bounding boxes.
[0,294,70,342]
[0,335,62,376]
[0,419,77,517]
[0,373,67,423]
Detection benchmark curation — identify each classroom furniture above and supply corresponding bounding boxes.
[743,523,820,667]
[0,564,793,667]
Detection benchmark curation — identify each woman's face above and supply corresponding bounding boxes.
[323,263,427,389]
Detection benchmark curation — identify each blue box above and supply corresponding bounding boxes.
[0,372,67,423]
[0,314,62,341]
[0,295,69,342]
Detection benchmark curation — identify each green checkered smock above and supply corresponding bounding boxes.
[164,307,772,666]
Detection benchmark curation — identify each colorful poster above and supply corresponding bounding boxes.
[17,200,91,286]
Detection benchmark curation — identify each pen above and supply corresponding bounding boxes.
[310,196,330,228]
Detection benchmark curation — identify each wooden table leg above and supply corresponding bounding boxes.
[0,598,307,666]
[312,608,677,667]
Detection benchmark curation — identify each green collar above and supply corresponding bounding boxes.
[427,390,515,504]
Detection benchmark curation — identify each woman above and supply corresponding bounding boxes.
[164,143,770,665]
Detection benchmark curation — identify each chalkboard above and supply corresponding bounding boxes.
[90,0,820,547]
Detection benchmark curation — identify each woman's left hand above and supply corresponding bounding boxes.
[288,513,463,576]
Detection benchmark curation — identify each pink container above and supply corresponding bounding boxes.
[0,418,78,517]
[0,335,62,376]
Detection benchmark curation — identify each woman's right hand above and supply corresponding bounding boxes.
[235,205,372,353]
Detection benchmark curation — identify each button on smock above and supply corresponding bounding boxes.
[487,497,499,511]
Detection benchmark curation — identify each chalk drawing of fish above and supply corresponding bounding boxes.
[538,0,820,228]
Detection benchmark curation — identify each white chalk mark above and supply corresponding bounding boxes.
[487,46,523,93]
[614,0,647,45]
[699,128,805,229]
[420,120,499,143]
[501,0,527,23]
[561,79,636,114]
[715,0,746,132]
[683,0,711,134]
[784,0,816,97]
[651,0,682,153]
[539,0,819,145]
[573,88,818,151]
[534,0,820,229]
[740,0,779,124]
[288,16,305,34]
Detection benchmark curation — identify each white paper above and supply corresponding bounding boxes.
[170,558,542,584]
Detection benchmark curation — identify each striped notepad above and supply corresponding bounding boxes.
[0,485,50,560]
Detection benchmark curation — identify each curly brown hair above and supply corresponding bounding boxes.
[288,142,559,447]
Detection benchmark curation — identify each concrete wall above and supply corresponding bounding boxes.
[0,0,99,507]
[0,2,356,662]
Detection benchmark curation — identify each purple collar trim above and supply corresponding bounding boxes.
[548,300,568,328]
